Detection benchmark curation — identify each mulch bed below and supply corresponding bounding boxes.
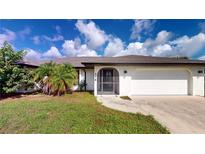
[0,91,40,101]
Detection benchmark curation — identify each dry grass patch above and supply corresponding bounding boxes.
[120,96,132,100]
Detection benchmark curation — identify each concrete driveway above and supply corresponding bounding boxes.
[97,96,205,133]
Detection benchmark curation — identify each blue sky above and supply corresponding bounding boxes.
[1,19,205,61]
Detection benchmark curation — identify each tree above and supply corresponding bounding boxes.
[34,62,56,95]
[0,42,33,95]
[34,62,77,96]
[50,63,77,96]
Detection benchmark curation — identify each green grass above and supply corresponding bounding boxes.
[0,92,169,134]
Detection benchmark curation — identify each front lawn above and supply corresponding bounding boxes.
[0,92,169,133]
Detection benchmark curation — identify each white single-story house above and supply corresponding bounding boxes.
[20,55,205,96]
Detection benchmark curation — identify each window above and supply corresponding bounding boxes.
[198,70,203,74]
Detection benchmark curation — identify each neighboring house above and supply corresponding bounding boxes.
[19,55,205,96]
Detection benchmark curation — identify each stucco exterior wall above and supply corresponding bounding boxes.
[190,67,204,96]
[85,69,94,90]
[78,69,94,91]
[78,69,85,84]
[94,65,205,96]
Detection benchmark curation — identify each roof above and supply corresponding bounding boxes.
[54,55,205,67]
[18,55,205,68]
[16,60,41,67]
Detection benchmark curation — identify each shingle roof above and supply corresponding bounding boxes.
[16,60,41,67]
[83,55,205,64]
[19,55,205,67]
[55,55,205,67]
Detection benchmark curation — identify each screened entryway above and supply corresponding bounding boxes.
[97,68,119,95]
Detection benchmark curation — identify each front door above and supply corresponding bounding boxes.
[97,68,119,95]
[102,69,113,92]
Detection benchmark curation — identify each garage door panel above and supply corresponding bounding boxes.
[131,70,189,95]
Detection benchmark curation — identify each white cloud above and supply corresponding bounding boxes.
[104,38,124,56]
[43,46,62,59]
[171,33,205,57]
[153,44,172,56]
[143,30,172,48]
[105,30,172,57]
[24,49,41,61]
[124,42,147,56]
[0,27,32,47]
[198,55,205,60]
[75,20,108,49]
[32,36,40,45]
[62,40,79,57]
[77,44,98,57]
[105,30,205,58]
[55,25,61,33]
[43,34,64,42]
[24,46,63,61]
[104,37,148,57]
[32,33,64,44]
[18,27,31,39]
[0,28,16,47]
[62,39,98,57]
[155,30,173,44]
[130,19,156,40]
[116,42,148,56]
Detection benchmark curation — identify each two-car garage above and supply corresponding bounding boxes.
[131,69,190,95]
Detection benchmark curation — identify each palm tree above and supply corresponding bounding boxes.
[34,61,55,94]
[34,62,77,96]
[49,63,77,96]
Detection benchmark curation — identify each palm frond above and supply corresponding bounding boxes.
[34,62,77,96]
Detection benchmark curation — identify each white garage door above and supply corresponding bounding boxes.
[131,69,189,95]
